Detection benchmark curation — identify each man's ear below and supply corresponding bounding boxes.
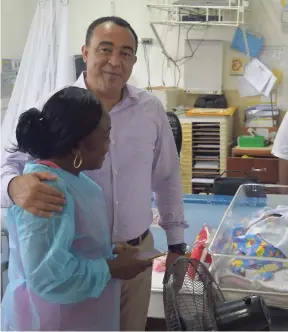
[133,55,137,65]
[82,45,88,63]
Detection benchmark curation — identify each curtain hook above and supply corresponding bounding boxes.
[60,0,69,5]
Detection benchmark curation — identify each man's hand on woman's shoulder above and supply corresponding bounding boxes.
[8,172,66,217]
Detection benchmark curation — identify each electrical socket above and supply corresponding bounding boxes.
[141,38,153,45]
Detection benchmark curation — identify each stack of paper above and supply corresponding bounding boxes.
[246,105,279,119]
[191,122,221,193]
[245,104,279,128]
[191,178,215,184]
[194,161,219,169]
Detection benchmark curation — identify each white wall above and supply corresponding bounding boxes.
[68,0,111,54]
[1,0,38,59]
[252,0,286,46]
[1,0,288,93]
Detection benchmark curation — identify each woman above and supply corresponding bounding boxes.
[1,86,152,331]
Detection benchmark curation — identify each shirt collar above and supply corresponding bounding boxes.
[74,72,87,89]
[75,71,140,103]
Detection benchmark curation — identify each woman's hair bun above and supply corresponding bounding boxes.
[15,107,51,158]
[20,107,43,123]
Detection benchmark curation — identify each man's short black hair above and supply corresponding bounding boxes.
[85,16,138,53]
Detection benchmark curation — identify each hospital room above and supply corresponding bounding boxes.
[1,0,288,330]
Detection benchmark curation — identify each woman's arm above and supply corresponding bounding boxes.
[16,179,112,304]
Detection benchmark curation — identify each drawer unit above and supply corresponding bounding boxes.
[227,157,279,184]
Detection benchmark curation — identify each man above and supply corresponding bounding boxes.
[272,112,288,185]
[1,16,187,331]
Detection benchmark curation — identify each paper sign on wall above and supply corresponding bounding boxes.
[230,57,246,76]
[243,58,277,97]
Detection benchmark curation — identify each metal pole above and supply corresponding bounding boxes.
[150,23,170,59]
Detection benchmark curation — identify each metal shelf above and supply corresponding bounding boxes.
[147,1,250,78]
[147,1,249,27]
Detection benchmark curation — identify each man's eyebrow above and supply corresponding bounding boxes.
[121,45,134,53]
[97,41,113,47]
[97,41,134,53]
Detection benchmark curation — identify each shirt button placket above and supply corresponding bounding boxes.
[111,136,119,239]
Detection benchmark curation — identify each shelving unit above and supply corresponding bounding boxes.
[147,1,250,60]
[179,113,235,194]
[147,1,248,27]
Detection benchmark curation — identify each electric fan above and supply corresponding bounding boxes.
[166,112,182,157]
[163,257,271,331]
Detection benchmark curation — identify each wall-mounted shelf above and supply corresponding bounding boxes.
[147,1,250,75]
[147,1,249,27]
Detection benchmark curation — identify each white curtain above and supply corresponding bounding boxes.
[1,0,75,163]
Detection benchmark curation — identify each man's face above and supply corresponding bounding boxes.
[82,22,137,95]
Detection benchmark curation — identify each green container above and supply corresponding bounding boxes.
[238,135,266,148]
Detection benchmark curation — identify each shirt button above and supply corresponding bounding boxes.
[114,169,118,175]
[116,201,119,205]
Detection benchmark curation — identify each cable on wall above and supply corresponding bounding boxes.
[158,6,210,87]
[174,24,181,87]
[160,23,209,88]
[143,43,152,92]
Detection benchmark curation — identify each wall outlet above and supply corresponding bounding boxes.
[141,38,153,45]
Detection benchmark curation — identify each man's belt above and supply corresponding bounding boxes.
[127,229,149,246]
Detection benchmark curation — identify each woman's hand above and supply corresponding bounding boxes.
[113,242,139,255]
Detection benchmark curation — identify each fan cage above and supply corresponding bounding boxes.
[163,257,225,331]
